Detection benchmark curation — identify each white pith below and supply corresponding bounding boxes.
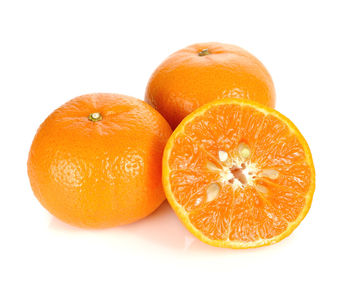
[205,146,279,202]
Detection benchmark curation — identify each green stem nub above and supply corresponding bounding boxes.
[88,112,102,122]
[198,48,210,56]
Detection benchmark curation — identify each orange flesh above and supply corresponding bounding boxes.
[164,99,315,247]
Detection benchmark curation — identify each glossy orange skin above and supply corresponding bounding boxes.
[145,42,276,129]
[28,93,172,228]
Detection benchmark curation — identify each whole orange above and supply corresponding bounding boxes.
[145,42,276,129]
[27,93,172,228]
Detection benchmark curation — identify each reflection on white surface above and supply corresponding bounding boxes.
[48,201,231,252]
[48,201,292,253]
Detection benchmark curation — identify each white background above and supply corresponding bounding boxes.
[1,1,349,287]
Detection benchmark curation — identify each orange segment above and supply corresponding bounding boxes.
[189,185,234,240]
[252,115,306,167]
[163,98,315,248]
[257,181,306,222]
[229,186,288,242]
[184,104,243,156]
[169,169,220,211]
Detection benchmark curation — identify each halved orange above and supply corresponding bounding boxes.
[162,99,315,248]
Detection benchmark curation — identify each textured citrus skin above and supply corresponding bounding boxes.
[163,98,315,248]
[145,42,276,129]
[28,93,172,228]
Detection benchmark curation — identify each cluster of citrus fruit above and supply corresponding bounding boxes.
[28,42,315,248]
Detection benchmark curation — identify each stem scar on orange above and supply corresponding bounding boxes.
[28,93,172,228]
[145,42,276,129]
[162,99,315,248]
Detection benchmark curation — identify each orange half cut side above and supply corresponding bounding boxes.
[162,99,315,248]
